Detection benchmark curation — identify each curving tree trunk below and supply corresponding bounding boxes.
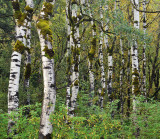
[8,0,28,134]
[37,0,56,138]
[99,2,106,108]
[70,0,80,116]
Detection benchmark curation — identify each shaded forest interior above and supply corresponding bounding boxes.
[0,0,160,138]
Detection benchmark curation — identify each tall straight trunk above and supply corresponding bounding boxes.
[127,48,131,117]
[66,0,71,115]
[131,0,140,112]
[154,30,160,100]
[115,0,124,113]
[104,0,109,49]
[120,38,124,114]
[132,0,140,137]
[142,0,147,98]
[8,0,27,134]
[99,2,106,108]
[70,0,80,116]
[24,0,34,106]
[104,0,113,102]
[87,0,95,103]
[37,1,56,138]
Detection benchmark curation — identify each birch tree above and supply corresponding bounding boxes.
[66,0,71,114]
[8,0,29,134]
[142,0,147,98]
[104,0,113,102]
[87,0,96,103]
[70,0,80,116]
[36,0,56,138]
[99,2,106,108]
[24,0,34,106]
[131,0,140,111]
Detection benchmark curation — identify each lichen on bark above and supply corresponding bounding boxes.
[43,45,54,59]
[24,63,31,79]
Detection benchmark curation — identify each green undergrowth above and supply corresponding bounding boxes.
[0,96,159,138]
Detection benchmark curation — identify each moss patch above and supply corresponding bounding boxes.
[25,5,33,13]
[43,2,53,15]
[88,38,96,61]
[132,68,139,77]
[17,13,27,25]
[24,63,31,79]
[43,45,54,59]
[101,88,105,97]
[37,19,53,43]
[92,24,96,32]
[13,40,25,53]
[74,80,79,86]
[71,0,77,5]
[12,1,20,11]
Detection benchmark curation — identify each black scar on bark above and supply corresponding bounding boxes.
[39,133,52,139]
[11,74,16,79]
[12,59,20,62]
[44,66,51,69]
[12,54,18,57]
[15,92,19,98]
[50,84,55,87]
[16,64,20,67]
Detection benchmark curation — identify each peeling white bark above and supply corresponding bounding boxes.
[87,0,95,101]
[99,3,106,108]
[66,0,71,114]
[120,38,124,113]
[38,30,56,136]
[37,0,56,137]
[131,1,140,133]
[70,2,80,116]
[24,0,34,105]
[104,0,109,49]
[8,0,27,133]
[142,0,147,98]
[8,51,22,114]
[108,55,113,102]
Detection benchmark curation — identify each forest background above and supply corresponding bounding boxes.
[0,0,160,138]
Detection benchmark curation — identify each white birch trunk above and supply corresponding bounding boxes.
[142,0,147,98]
[131,0,140,112]
[104,0,109,49]
[127,48,131,117]
[66,0,71,114]
[87,0,95,102]
[24,0,34,105]
[37,1,56,138]
[131,0,140,137]
[8,0,27,134]
[70,1,79,116]
[99,3,106,108]
[116,0,124,113]
[120,38,124,113]
[108,54,113,102]
[104,0,113,102]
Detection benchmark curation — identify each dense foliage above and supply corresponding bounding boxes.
[0,0,160,138]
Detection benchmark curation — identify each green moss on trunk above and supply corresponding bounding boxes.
[24,63,31,79]
[13,40,25,53]
[25,5,33,13]
[43,45,54,59]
